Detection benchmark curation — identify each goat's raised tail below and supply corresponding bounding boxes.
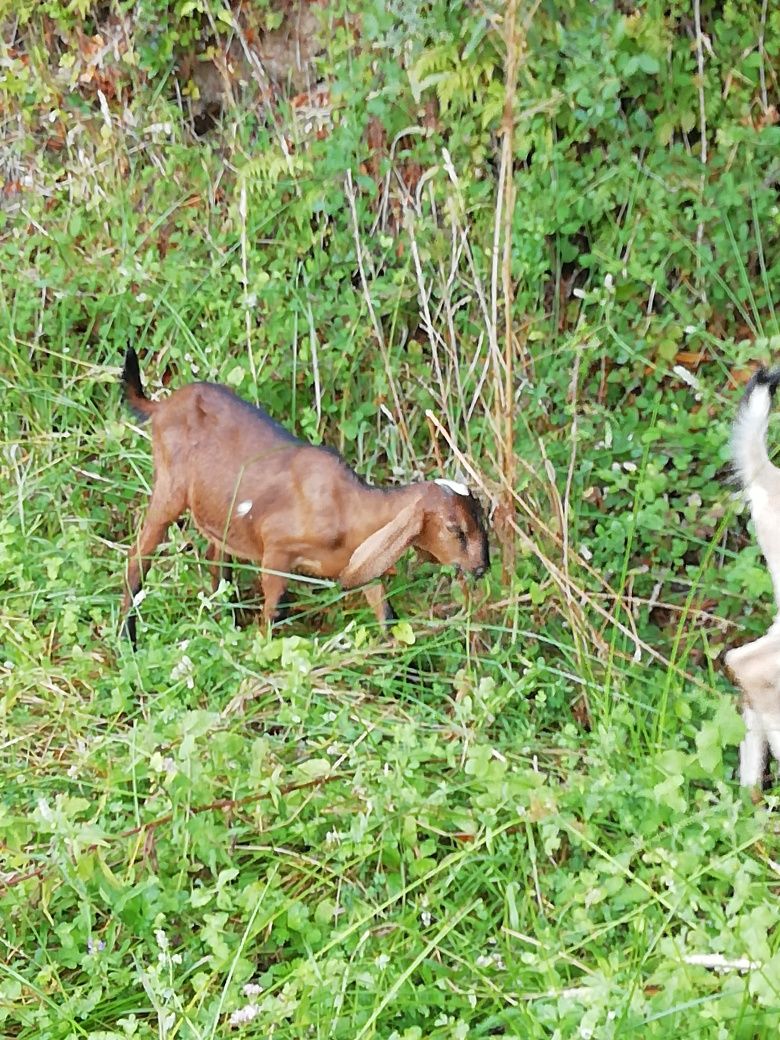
[121,347,155,421]
[732,367,780,489]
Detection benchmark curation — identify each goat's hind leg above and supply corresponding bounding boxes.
[122,481,186,647]
[205,541,234,591]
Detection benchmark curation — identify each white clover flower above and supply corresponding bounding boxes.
[171,654,195,689]
[229,1003,260,1026]
[243,982,263,997]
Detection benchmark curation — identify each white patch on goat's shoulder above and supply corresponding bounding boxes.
[235,499,253,518]
[435,478,469,497]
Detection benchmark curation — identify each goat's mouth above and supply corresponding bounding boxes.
[457,562,487,580]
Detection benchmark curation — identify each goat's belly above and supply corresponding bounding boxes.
[191,516,264,561]
[292,557,326,577]
[291,548,350,580]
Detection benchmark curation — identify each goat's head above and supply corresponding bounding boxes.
[415,478,490,578]
[338,478,491,590]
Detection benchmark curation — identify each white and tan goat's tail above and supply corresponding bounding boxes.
[731,368,780,490]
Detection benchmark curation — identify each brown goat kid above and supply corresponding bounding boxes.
[121,349,490,645]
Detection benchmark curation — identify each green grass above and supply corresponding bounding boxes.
[3,0,780,1034]
[2,339,779,1037]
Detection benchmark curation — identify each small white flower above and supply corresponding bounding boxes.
[229,1003,261,1026]
[421,910,432,927]
[572,287,586,299]
[243,982,263,997]
[604,273,614,290]
[579,544,593,561]
[171,655,194,689]
[375,953,390,970]
[623,461,637,473]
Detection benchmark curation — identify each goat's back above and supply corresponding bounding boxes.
[149,382,365,559]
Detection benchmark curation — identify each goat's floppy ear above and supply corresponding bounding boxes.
[340,498,425,588]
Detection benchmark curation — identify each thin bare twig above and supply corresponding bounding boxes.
[758,0,769,114]
[345,169,412,455]
[693,0,708,303]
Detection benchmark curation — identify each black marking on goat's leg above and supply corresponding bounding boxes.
[122,612,138,651]
[274,588,293,622]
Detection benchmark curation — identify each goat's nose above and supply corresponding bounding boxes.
[473,564,486,578]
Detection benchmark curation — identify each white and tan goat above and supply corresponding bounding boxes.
[725,368,780,788]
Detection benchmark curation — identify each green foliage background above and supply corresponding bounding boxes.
[2,1,780,1036]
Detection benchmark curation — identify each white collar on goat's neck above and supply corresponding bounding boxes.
[435,478,469,497]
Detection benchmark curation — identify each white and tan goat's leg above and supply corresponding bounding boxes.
[739,706,769,789]
[726,628,780,786]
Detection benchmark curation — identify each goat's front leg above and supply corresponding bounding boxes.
[363,583,396,630]
[740,706,769,789]
[259,552,291,629]
[726,632,780,787]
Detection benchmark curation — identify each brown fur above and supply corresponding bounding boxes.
[120,349,489,644]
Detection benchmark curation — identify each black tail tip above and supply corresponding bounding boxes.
[749,366,780,397]
[121,347,151,421]
[121,347,142,390]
